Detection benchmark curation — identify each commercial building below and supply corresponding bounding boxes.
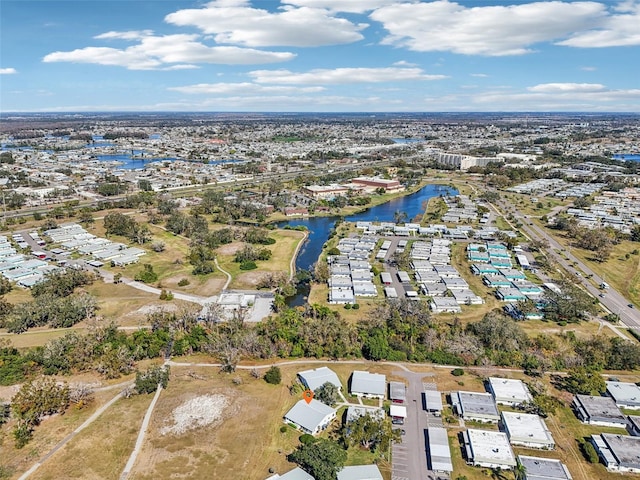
[488,377,533,407]
[283,399,336,435]
[350,177,404,193]
[572,394,627,428]
[302,184,349,199]
[426,427,453,473]
[628,415,640,436]
[297,367,342,392]
[463,429,517,469]
[350,371,386,399]
[591,433,640,473]
[501,412,555,449]
[452,391,500,423]
[517,455,573,480]
[606,381,640,410]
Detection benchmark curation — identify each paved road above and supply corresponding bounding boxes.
[391,369,436,480]
[491,199,640,332]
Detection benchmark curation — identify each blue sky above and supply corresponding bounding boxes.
[1,0,639,112]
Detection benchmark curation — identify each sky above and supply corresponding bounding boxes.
[1,0,639,112]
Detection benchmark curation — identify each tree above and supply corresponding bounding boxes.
[11,377,70,448]
[78,208,95,225]
[0,275,12,295]
[343,413,401,454]
[135,365,170,394]
[542,281,598,323]
[264,366,281,385]
[287,438,347,480]
[134,264,158,284]
[314,382,339,406]
[562,367,606,395]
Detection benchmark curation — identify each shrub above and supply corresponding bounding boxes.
[240,261,257,270]
[451,368,465,376]
[352,303,360,310]
[579,438,599,463]
[159,289,174,301]
[280,425,288,433]
[135,264,158,284]
[344,303,352,310]
[299,433,316,445]
[177,278,190,287]
[264,366,282,385]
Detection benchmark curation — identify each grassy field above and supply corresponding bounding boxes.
[215,228,305,290]
[502,193,571,217]
[0,386,139,480]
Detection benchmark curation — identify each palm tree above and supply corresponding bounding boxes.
[514,463,527,480]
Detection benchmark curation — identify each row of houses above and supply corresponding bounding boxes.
[571,381,640,473]
[0,235,56,287]
[268,465,383,480]
[327,236,377,304]
[44,223,146,266]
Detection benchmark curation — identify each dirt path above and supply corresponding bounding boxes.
[119,383,164,480]
[215,258,232,291]
[289,230,308,281]
[17,389,127,480]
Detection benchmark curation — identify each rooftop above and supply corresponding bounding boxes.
[573,394,626,422]
[597,433,640,469]
[466,429,517,467]
[489,377,533,404]
[351,371,386,397]
[284,399,335,434]
[501,412,554,446]
[606,381,640,407]
[517,455,572,480]
[427,427,453,472]
[454,391,500,419]
[336,465,383,480]
[297,367,342,392]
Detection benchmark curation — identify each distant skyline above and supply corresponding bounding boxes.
[1,0,639,113]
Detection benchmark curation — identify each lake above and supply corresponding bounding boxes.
[280,183,458,305]
[612,154,640,162]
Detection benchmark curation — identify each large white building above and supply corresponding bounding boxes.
[488,377,533,406]
[463,429,517,470]
[517,456,572,480]
[572,394,627,428]
[350,371,386,399]
[297,367,342,392]
[501,412,555,450]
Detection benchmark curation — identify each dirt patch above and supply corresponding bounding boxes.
[216,242,244,256]
[233,271,267,288]
[160,394,229,436]
[126,303,179,317]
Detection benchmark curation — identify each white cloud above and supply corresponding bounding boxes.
[165,1,367,47]
[471,73,488,78]
[283,0,399,13]
[0,68,17,75]
[557,2,640,47]
[169,82,325,94]
[94,30,154,40]
[370,1,606,56]
[249,67,447,84]
[43,34,295,70]
[581,66,597,71]
[392,60,418,67]
[472,84,640,110]
[527,82,606,92]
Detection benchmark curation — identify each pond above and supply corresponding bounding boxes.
[280,183,458,305]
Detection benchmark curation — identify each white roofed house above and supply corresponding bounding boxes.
[350,371,386,399]
[463,429,517,470]
[606,381,640,410]
[488,377,533,407]
[284,399,337,435]
[501,412,555,450]
[297,367,342,392]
